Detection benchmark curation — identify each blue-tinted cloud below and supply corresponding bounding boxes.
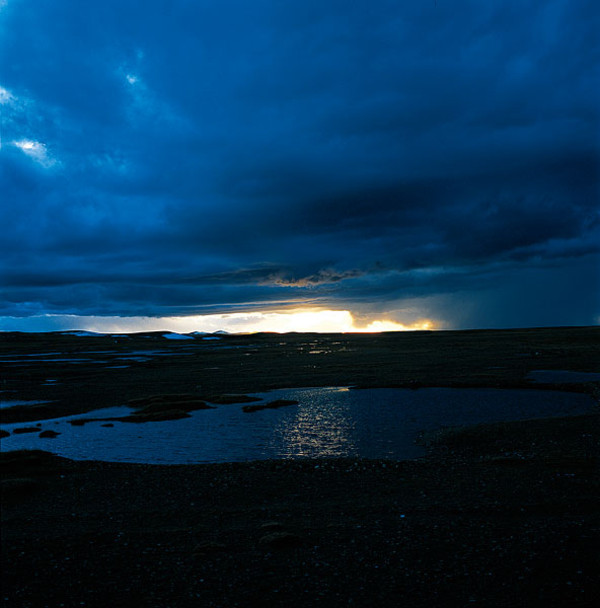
[0,0,598,328]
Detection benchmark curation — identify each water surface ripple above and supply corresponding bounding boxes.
[0,387,595,464]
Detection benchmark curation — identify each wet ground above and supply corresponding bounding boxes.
[1,326,599,425]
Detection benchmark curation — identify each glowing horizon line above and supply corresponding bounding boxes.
[0,310,438,334]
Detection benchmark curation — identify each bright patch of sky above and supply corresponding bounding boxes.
[0,85,14,104]
[0,0,597,331]
[11,139,57,168]
[0,310,437,334]
[118,61,183,128]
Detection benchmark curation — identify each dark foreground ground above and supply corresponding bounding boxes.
[2,413,599,608]
[1,327,599,607]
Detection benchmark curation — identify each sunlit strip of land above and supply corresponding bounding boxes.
[0,310,436,334]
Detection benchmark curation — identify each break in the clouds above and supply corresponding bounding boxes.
[1,0,598,331]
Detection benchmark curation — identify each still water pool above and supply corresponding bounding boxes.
[0,387,595,464]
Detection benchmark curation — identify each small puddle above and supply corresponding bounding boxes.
[0,399,56,409]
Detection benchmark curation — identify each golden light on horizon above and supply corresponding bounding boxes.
[350,318,435,333]
[46,309,438,334]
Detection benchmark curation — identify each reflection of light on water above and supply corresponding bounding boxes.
[1,387,595,464]
[272,388,357,458]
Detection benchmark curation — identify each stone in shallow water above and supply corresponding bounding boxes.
[204,394,262,405]
[122,409,191,423]
[39,430,60,439]
[127,395,215,421]
[129,394,206,407]
[133,400,213,415]
[242,399,299,413]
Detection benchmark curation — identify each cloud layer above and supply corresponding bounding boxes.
[1,0,598,330]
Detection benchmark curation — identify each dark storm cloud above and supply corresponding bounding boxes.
[1,0,598,328]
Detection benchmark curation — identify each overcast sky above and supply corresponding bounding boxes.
[1,0,598,332]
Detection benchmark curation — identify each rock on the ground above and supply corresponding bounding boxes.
[39,430,60,438]
[242,399,299,413]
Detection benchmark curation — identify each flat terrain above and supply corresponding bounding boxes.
[1,327,599,607]
[1,326,599,423]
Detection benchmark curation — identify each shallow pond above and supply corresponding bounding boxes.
[0,387,595,464]
[0,399,56,410]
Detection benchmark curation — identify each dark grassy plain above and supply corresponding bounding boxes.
[1,326,599,607]
[1,325,598,423]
